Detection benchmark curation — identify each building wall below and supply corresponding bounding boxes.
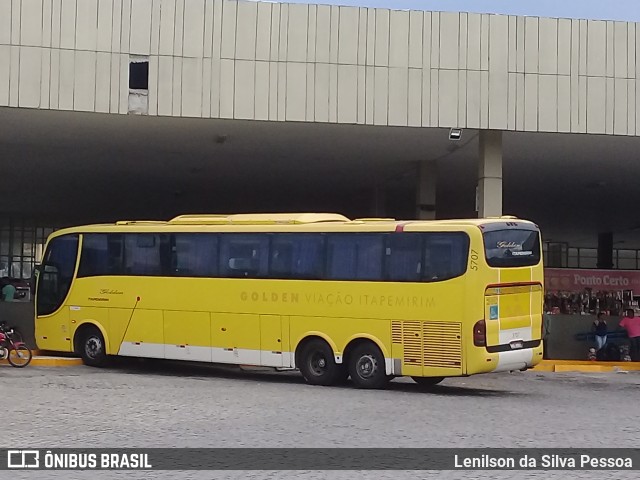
[1,0,640,135]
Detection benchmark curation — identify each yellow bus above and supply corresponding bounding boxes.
[34,213,544,389]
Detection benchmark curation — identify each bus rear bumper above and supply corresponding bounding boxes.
[492,345,542,373]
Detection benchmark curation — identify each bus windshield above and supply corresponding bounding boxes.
[483,229,541,268]
[36,234,78,316]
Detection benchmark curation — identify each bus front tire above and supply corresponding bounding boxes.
[78,327,109,367]
[412,376,444,388]
[298,339,344,386]
[348,342,389,389]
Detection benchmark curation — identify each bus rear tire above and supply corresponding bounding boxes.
[348,342,389,389]
[298,339,344,386]
[412,376,444,387]
[78,327,109,367]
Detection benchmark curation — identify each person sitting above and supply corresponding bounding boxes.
[1,278,16,302]
[592,312,608,351]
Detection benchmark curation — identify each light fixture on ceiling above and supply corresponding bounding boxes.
[449,128,462,141]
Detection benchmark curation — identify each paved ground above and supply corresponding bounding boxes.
[2,360,639,479]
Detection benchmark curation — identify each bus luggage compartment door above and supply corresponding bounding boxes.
[260,315,284,367]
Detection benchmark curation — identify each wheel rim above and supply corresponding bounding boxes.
[8,346,31,367]
[308,351,329,376]
[85,335,103,360]
[356,354,378,379]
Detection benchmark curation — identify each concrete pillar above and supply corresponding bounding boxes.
[477,130,503,218]
[416,160,437,220]
[597,232,614,269]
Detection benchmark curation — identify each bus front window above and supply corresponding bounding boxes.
[36,234,78,316]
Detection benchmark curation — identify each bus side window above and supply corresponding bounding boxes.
[78,233,123,277]
[173,233,218,277]
[270,237,294,278]
[78,234,109,277]
[326,234,384,281]
[123,234,165,276]
[292,234,324,279]
[107,234,124,275]
[270,234,324,280]
[422,233,470,281]
[219,234,269,278]
[386,234,422,282]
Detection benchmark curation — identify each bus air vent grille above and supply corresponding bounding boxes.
[391,321,403,344]
[398,321,422,365]
[422,322,462,369]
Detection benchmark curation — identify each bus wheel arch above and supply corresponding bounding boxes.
[344,338,389,389]
[74,323,110,367]
[295,336,347,386]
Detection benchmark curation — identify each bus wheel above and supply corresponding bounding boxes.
[412,376,444,388]
[348,342,389,389]
[298,339,343,386]
[78,327,109,367]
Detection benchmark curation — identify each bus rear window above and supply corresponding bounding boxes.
[483,229,540,267]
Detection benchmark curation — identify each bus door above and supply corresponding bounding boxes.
[35,234,79,351]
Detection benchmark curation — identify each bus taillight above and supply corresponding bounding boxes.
[473,320,486,347]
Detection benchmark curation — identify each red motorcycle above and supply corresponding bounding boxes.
[0,322,32,368]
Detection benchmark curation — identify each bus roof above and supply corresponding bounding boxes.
[165,213,351,225]
[53,214,537,232]
[409,217,537,228]
[48,214,538,238]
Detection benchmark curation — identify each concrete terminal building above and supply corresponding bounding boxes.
[2,0,640,281]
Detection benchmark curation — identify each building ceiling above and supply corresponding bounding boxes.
[2,107,640,248]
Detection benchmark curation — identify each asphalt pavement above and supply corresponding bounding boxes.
[2,360,639,480]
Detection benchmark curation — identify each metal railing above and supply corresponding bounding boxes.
[543,242,640,270]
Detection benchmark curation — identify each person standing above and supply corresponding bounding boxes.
[542,314,551,359]
[592,312,608,351]
[619,309,640,362]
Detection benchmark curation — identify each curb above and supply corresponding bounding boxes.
[533,360,640,373]
[0,356,84,367]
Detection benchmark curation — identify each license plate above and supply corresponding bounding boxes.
[510,341,523,350]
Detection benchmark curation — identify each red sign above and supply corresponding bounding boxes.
[545,268,640,292]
